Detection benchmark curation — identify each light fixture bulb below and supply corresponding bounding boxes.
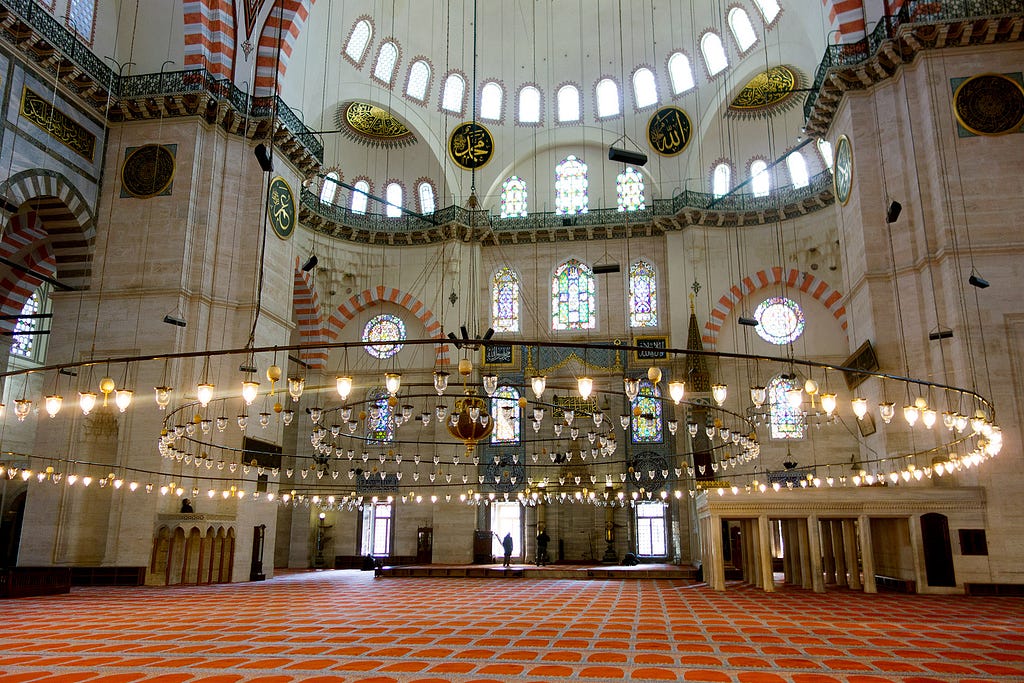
[786,387,803,410]
[44,394,63,418]
[78,391,98,415]
[482,373,499,396]
[241,380,260,405]
[577,376,594,400]
[531,375,547,399]
[336,375,353,400]
[750,386,766,408]
[624,377,640,401]
[820,393,837,416]
[114,389,133,412]
[921,408,937,429]
[99,376,116,405]
[903,404,919,426]
[196,382,215,407]
[153,386,171,410]
[851,397,868,420]
[433,371,450,395]
[711,384,727,406]
[668,381,685,404]
[287,376,304,401]
[804,379,819,395]
[879,401,895,424]
[384,372,402,395]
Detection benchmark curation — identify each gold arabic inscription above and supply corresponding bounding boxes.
[729,66,798,111]
[448,121,494,170]
[647,106,692,157]
[20,87,96,160]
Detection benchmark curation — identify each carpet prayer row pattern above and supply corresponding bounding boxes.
[2,571,1023,683]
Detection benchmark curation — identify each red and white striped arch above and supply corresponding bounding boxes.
[254,0,317,95]
[292,257,328,369]
[326,286,450,365]
[183,0,236,79]
[824,0,906,44]
[0,212,57,335]
[702,267,847,349]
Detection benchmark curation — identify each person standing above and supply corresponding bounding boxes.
[536,527,550,566]
[502,532,514,567]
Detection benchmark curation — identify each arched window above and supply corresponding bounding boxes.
[362,314,406,359]
[629,260,658,328]
[551,259,596,330]
[518,86,541,123]
[753,0,782,24]
[345,19,372,63]
[441,72,465,113]
[712,163,731,197]
[616,167,645,212]
[750,160,770,197]
[320,172,340,204]
[406,59,431,101]
[767,375,805,439]
[480,81,503,120]
[351,180,370,214]
[491,385,521,444]
[632,68,658,109]
[631,379,663,443]
[68,0,96,43]
[667,52,695,94]
[366,388,395,443]
[557,84,581,122]
[373,41,399,84]
[492,266,520,332]
[787,152,810,188]
[417,181,436,214]
[595,78,620,118]
[700,32,729,76]
[555,155,588,215]
[500,176,528,218]
[10,287,48,361]
[728,8,758,52]
[817,139,834,170]
[385,182,403,217]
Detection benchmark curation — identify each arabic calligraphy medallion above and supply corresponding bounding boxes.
[647,106,692,157]
[834,135,853,206]
[448,122,494,170]
[267,176,296,240]
[953,73,1024,136]
[121,144,175,198]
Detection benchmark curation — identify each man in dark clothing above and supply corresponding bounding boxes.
[536,528,550,566]
[502,532,514,567]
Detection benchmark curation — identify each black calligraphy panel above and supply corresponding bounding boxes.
[267,176,296,240]
[647,106,692,157]
[448,122,494,170]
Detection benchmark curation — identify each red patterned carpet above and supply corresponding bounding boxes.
[2,570,1023,683]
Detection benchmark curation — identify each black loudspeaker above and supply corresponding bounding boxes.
[886,200,902,224]
[593,264,621,274]
[968,274,990,289]
[301,255,318,272]
[608,146,648,166]
[738,316,758,327]
[254,143,274,173]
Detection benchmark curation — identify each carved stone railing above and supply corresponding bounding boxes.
[804,0,1024,135]
[300,169,836,244]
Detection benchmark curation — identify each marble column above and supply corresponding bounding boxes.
[858,514,877,593]
[781,520,794,583]
[758,515,775,592]
[908,515,925,593]
[832,519,848,587]
[807,515,825,593]
[820,518,837,584]
[708,515,726,591]
[797,519,811,589]
[743,520,755,584]
[843,519,862,590]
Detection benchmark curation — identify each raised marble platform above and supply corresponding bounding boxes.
[374,562,699,581]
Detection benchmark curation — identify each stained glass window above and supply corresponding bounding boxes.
[750,160,770,197]
[617,167,645,212]
[712,163,731,197]
[491,385,520,444]
[596,78,620,118]
[351,180,370,214]
[518,86,541,123]
[551,259,596,330]
[754,296,805,344]
[500,176,528,218]
[701,32,729,76]
[668,53,695,94]
[492,267,520,332]
[406,60,431,101]
[632,68,658,109]
[10,291,41,359]
[345,19,372,63]
[631,379,663,443]
[768,375,805,439]
[728,8,758,51]
[362,314,406,358]
[629,260,658,327]
[753,0,781,24]
[480,82,503,120]
[385,182,402,217]
[320,172,339,204]
[787,152,810,188]
[366,388,394,444]
[557,85,580,122]
[373,41,398,83]
[69,0,96,43]
[555,155,588,215]
[418,181,436,214]
[441,73,465,113]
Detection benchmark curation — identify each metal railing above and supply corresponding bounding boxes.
[804,0,1024,120]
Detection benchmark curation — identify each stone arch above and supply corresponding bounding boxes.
[326,286,449,365]
[182,0,237,79]
[0,169,96,290]
[702,267,847,349]
[254,0,318,96]
[0,212,57,336]
[292,256,328,369]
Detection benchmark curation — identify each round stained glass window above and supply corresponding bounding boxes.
[754,297,805,345]
[362,314,406,358]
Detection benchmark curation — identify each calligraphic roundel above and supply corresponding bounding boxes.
[448,122,495,170]
[267,176,296,240]
[647,106,693,157]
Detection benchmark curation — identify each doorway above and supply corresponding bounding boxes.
[490,502,521,559]
[921,513,956,587]
[417,527,433,564]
